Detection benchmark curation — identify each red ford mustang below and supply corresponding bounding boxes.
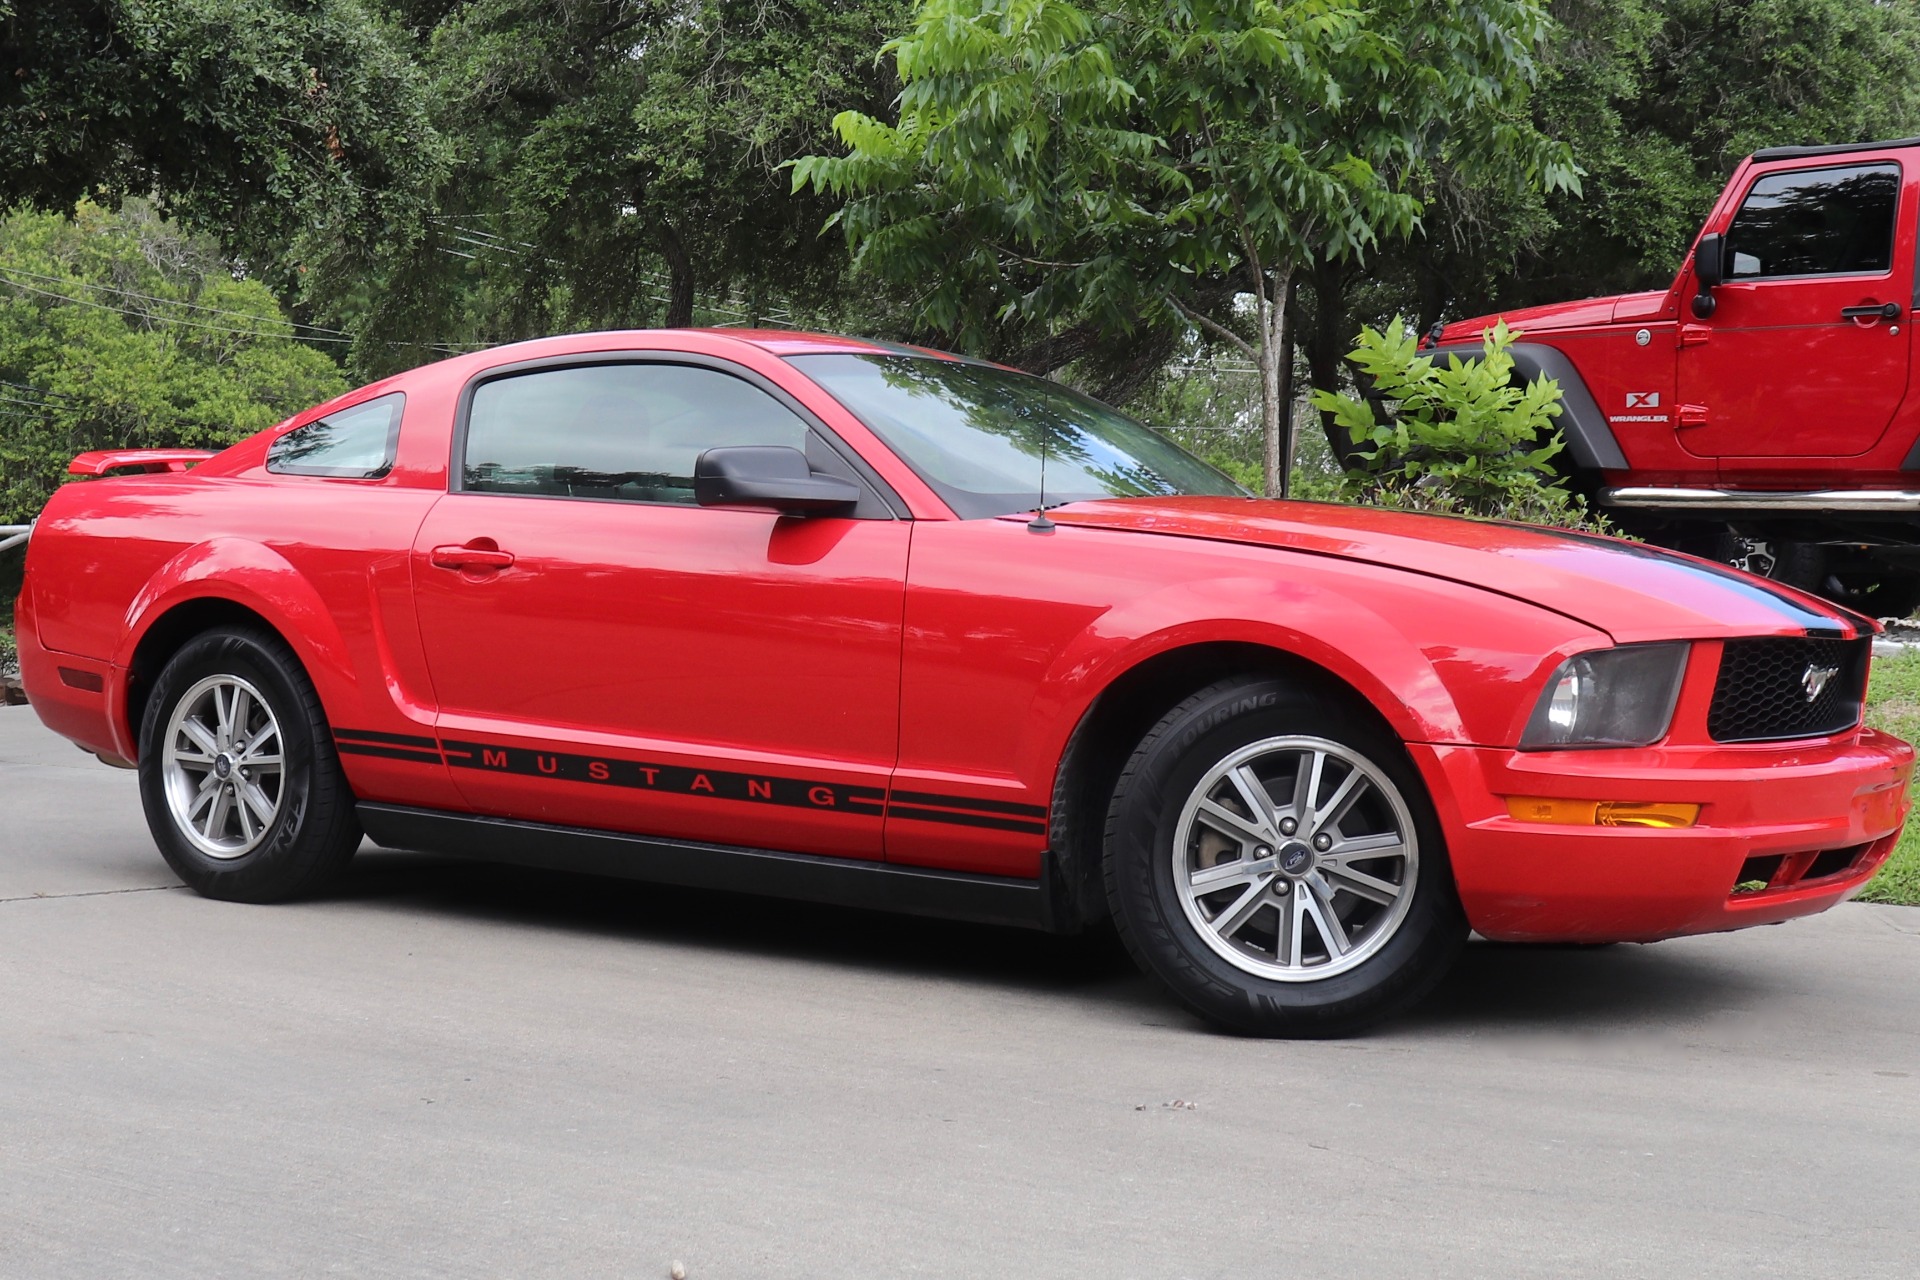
[13,329,1913,1034]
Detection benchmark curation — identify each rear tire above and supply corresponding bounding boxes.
[138,626,359,902]
[1103,676,1466,1037]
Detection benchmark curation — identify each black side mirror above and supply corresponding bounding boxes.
[694,446,861,515]
[1692,232,1725,317]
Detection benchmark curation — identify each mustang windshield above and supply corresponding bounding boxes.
[791,353,1246,518]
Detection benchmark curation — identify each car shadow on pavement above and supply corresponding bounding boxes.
[1394,938,1768,1037]
[328,848,1764,1036]
[330,848,1163,1008]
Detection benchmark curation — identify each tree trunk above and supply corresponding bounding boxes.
[656,218,695,328]
[1274,276,1298,485]
[1413,248,1450,336]
[1305,257,1364,472]
[1258,267,1295,499]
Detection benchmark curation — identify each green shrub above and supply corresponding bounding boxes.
[0,202,348,528]
[1311,317,1613,533]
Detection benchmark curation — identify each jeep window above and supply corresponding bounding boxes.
[461,363,810,504]
[267,393,405,478]
[1725,163,1900,279]
[790,353,1246,519]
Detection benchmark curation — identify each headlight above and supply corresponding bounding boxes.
[1520,643,1689,750]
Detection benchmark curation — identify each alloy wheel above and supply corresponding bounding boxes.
[1171,735,1419,982]
[160,674,285,859]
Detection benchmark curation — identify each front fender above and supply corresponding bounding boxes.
[1018,566,1607,788]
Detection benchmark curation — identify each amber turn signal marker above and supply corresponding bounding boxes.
[1505,797,1700,829]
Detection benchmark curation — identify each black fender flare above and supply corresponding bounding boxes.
[1428,341,1627,472]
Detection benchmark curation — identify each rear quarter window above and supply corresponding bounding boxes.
[267,393,406,478]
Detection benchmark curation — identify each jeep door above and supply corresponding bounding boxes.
[408,355,907,858]
[1679,158,1914,458]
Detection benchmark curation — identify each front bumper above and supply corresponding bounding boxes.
[1413,729,1913,942]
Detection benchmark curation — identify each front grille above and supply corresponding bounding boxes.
[1707,637,1867,743]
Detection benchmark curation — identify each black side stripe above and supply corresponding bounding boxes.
[336,741,445,764]
[438,738,888,815]
[885,805,1049,835]
[888,789,1048,819]
[332,729,1047,836]
[334,728,440,749]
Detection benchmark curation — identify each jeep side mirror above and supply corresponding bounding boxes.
[694,445,861,515]
[1691,233,1725,317]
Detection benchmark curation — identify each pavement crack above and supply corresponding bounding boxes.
[0,884,180,905]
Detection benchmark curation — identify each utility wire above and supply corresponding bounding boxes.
[0,378,84,403]
[0,393,67,413]
[0,262,355,338]
[0,273,354,344]
[0,266,491,355]
[429,213,798,329]
[2,211,829,365]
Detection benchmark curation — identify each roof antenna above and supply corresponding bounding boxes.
[1028,426,1055,532]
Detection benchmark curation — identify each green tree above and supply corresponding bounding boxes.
[796,0,1576,496]
[0,202,349,529]
[330,0,911,375]
[0,1,445,324]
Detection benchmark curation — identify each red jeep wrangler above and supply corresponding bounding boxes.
[1435,136,1920,616]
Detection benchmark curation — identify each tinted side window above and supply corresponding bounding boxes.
[462,363,810,505]
[267,393,404,477]
[1725,163,1900,279]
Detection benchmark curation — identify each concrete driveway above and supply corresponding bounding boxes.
[2,705,1916,1278]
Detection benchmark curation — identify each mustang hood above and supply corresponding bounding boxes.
[1042,497,1868,644]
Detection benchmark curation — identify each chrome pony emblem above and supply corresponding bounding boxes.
[1802,664,1840,702]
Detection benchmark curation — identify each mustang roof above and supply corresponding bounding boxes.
[434,328,961,362]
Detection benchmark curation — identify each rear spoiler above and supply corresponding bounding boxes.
[67,448,217,477]
[2,449,217,554]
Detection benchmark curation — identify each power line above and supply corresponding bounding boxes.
[0,270,494,358]
[0,273,355,344]
[0,262,354,338]
[429,214,799,329]
[0,378,83,404]
[2,213,811,366]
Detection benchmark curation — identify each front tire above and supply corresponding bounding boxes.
[138,626,360,902]
[1104,677,1466,1036]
